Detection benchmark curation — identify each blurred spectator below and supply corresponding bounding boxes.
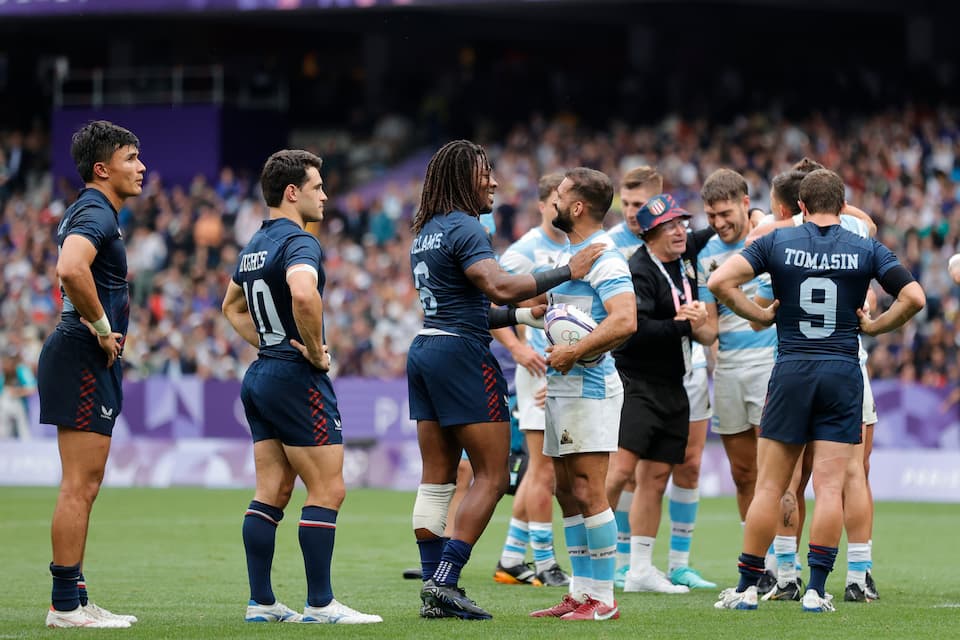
[0,345,36,439]
[1,107,960,384]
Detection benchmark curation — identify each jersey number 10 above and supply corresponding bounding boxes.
[243,278,284,346]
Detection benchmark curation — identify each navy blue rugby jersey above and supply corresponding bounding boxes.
[56,188,130,340]
[233,218,325,362]
[410,211,497,344]
[741,222,901,362]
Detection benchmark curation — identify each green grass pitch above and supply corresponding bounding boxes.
[3,487,958,638]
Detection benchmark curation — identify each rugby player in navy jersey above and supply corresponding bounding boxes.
[408,140,603,620]
[222,150,381,624]
[709,169,925,612]
[39,121,143,629]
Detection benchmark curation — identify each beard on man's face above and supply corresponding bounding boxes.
[552,205,574,233]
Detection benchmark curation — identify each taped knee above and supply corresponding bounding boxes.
[412,483,456,537]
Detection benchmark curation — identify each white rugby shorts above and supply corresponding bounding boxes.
[544,394,622,457]
[712,362,773,435]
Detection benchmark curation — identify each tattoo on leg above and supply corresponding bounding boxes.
[781,491,797,528]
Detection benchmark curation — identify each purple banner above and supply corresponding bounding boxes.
[23,376,960,448]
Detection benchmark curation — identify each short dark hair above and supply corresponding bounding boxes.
[565,167,613,221]
[260,149,323,208]
[700,168,748,205]
[771,157,827,215]
[621,166,663,192]
[538,172,565,202]
[413,139,490,234]
[799,169,845,215]
[71,120,140,183]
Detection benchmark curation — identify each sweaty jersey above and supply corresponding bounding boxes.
[742,223,901,362]
[232,218,324,362]
[698,235,777,369]
[499,226,569,356]
[56,188,130,341]
[410,211,496,344]
[546,230,633,399]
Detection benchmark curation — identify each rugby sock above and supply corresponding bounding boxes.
[499,518,529,568]
[242,500,284,605]
[584,509,617,606]
[434,539,472,587]
[529,521,557,574]
[765,542,777,574]
[807,543,839,597]
[614,491,632,570]
[867,539,874,571]
[418,536,448,583]
[77,573,88,607]
[563,514,589,596]
[50,562,81,612]
[668,485,699,572]
[629,536,655,573]
[299,506,337,607]
[846,542,870,587]
[773,535,798,586]
[736,553,766,592]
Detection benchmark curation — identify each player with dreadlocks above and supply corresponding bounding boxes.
[408,140,604,620]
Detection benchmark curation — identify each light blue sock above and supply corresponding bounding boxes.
[529,522,556,573]
[614,491,632,570]
[668,485,698,572]
[563,514,590,594]
[499,518,529,567]
[584,510,617,605]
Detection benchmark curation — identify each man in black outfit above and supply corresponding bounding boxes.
[607,193,717,592]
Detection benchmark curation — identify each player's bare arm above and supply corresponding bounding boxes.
[745,218,791,247]
[842,202,877,237]
[57,234,123,367]
[858,281,925,336]
[221,280,260,348]
[547,291,636,374]
[465,243,604,304]
[287,267,330,371]
[748,296,775,332]
[708,254,780,327]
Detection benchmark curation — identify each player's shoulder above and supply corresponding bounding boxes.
[508,227,543,252]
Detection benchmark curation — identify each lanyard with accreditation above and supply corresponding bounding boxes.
[648,250,693,374]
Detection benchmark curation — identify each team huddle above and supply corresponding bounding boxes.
[406,141,925,620]
[38,123,923,627]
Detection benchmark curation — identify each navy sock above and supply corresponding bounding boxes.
[77,572,88,607]
[736,552,766,592]
[242,500,284,605]
[418,536,448,583]
[807,544,838,597]
[50,562,81,612]
[434,539,472,587]
[299,506,338,608]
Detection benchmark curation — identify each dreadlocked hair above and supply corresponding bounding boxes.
[413,140,489,234]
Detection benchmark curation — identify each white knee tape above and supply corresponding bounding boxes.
[412,483,456,537]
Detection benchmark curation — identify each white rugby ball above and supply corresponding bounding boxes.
[545,303,604,368]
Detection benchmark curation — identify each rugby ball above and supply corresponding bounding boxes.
[544,303,604,368]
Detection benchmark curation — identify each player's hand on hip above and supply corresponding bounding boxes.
[96,332,123,368]
[857,307,879,336]
[754,299,780,327]
[546,344,578,375]
[567,243,606,280]
[290,339,330,371]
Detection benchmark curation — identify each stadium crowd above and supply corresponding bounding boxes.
[1,106,959,386]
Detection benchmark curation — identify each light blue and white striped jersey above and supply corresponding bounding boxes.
[698,235,778,369]
[607,221,643,259]
[546,230,634,399]
[499,227,569,356]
